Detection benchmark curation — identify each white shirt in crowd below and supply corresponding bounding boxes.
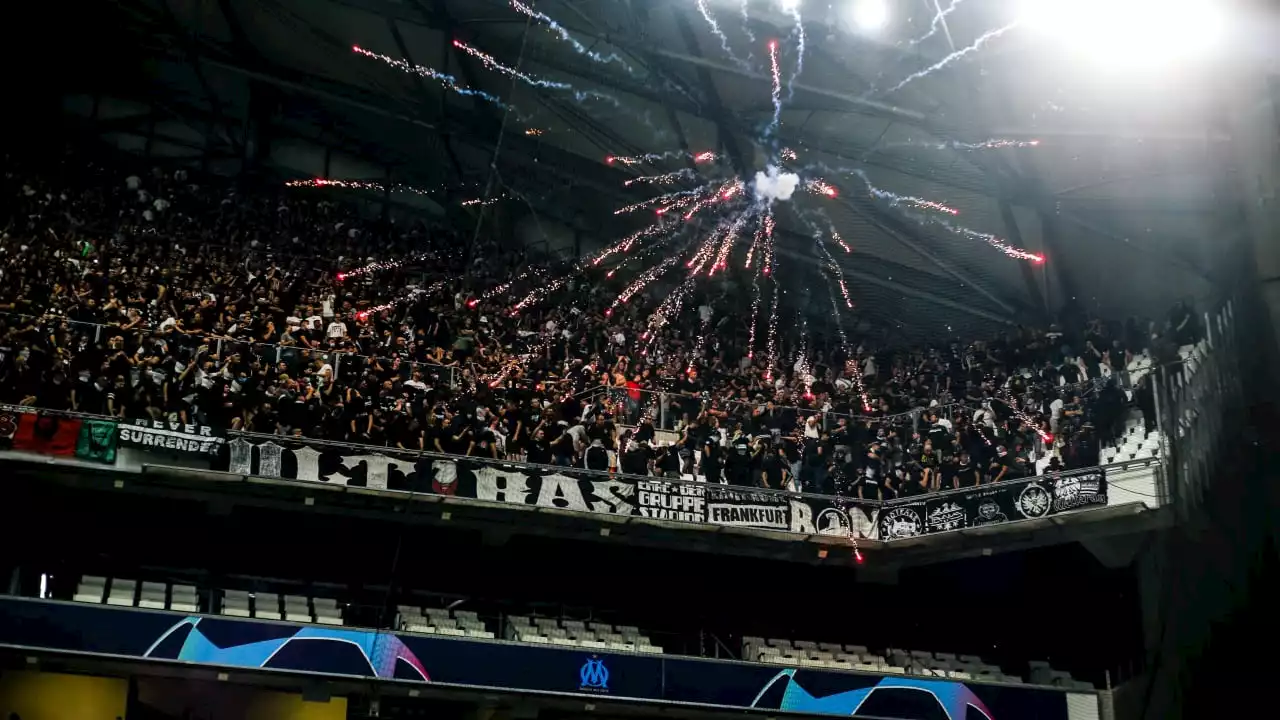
[698,305,713,323]
[326,321,347,339]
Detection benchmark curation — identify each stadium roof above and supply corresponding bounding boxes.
[69,0,1233,342]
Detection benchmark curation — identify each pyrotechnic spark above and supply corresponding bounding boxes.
[780,147,797,161]
[768,40,783,135]
[783,1,805,104]
[483,268,545,300]
[937,220,1044,263]
[762,211,776,275]
[592,220,671,266]
[353,46,510,110]
[906,0,966,47]
[696,0,754,71]
[710,213,752,276]
[879,21,1021,96]
[832,230,851,253]
[1001,394,1052,442]
[513,276,570,313]
[848,169,959,215]
[338,252,430,281]
[883,138,1041,151]
[740,0,756,44]
[510,1,633,70]
[453,40,619,104]
[607,151,717,166]
[358,281,445,319]
[614,192,691,216]
[624,169,697,187]
[462,196,504,207]
[285,178,436,196]
[524,128,545,136]
[747,274,762,358]
[805,178,838,198]
[764,278,780,380]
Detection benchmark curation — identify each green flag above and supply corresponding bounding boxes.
[76,420,118,464]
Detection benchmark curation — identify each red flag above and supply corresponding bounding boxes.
[13,413,82,456]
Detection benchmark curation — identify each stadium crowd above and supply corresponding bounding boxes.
[0,146,1197,499]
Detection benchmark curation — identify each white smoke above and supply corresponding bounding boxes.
[752,166,800,203]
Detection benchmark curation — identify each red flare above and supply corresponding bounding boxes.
[605,156,615,164]
[854,549,864,564]
[356,311,368,321]
[336,272,346,282]
[467,299,478,308]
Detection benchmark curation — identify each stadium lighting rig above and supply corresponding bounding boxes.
[1019,0,1226,67]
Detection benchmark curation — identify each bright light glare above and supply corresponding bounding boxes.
[1019,0,1224,66]
[851,0,890,31]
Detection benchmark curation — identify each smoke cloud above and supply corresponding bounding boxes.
[753,166,800,203]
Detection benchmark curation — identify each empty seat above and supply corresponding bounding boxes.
[170,585,198,613]
[588,621,615,635]
[637,643,663,654]
[138,582,167,610]
[404,621,435,634]
[74,576,106,604]
[608,641,637,653]
[465,629,496,639]
[284,596,312,623]
[107,579,137,607]
[766,638,792,648]
[437,627,466,637]
[254,593,281,620]
[313,597,342,625]
[221,590,251,618]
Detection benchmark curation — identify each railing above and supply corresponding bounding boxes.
[0,311,460,389]
[1149,300,1242,518]
[1,401,1154,542]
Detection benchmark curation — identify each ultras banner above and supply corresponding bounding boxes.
[219,438,883,537]
[877,470,1108,540]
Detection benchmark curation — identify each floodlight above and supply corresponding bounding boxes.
[851,0,889,31]
[1019,0,1224,66]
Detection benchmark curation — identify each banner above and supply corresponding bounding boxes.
[14,414,81,456]
[878,470,1108,540]
[77,420,119,464]
[221,438,884,537]
[118,419,224,456]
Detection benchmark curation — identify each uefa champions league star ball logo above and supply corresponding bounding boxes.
[1017,483,1051,518]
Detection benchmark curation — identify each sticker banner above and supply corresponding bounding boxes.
[221,438,883,537]
[877,470,1108,540]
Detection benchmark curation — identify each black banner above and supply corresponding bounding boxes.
[221,438,883,537]
[118,419,225,456]
[877,470,1108,540]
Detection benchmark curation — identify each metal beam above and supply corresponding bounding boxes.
[833,186,1019,316]
[775,245,1014,326]
[670,6,750,176]
[1000,200,1048,320]
[386,17,464,181]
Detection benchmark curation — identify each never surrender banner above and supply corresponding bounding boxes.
[222,438,883,537]
[118,419,225,456]
[877,470,1108,540]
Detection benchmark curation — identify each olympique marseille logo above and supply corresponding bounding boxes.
[579,656,609,693]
